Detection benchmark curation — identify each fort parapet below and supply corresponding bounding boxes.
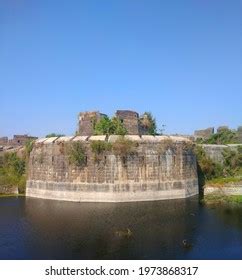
[26,135,199,203]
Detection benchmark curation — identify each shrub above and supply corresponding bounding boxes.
[3,152,26,176]
[222,147,242,176]
[194,146,223,180]
[66,142,87,167]
[0,152,26,194]
[180,141,195,153]
[112,137,138,163]
[25,140,34,159]
[198,129,239,144]
[90,141,112,163]
[140,112,157,135]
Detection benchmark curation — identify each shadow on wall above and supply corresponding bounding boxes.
[197,164,205,200]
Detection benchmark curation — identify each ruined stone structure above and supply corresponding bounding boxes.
[217,126,229,133]
[0,137,8,146]
[79,110,150,136]
[9,135,38,146]
[194,126,242,142]
[0,135,38,147]
[194,127,214,140]
[201,144,242,163]
[78,111,107,136]
[115,110,140,135]
[26,135,199,203]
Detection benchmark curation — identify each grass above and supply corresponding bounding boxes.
[202,194,242,205]
[207,176,242,186]
[0,193,25,198]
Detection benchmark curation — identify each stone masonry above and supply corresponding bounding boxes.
[78,111,107,136]
[115,110,140,135]
[0,135,37,147]
[79,110,150,136]
[26,135,199,203]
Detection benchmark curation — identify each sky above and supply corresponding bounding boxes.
[0,0,241,138]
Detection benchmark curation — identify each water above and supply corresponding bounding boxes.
[0,196,242,260]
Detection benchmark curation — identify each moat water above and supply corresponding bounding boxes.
[0,196,242,260]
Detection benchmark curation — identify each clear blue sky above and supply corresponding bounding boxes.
[1,0,241,137]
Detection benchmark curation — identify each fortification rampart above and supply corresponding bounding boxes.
[201,144,242,163]
[26,135,199,202]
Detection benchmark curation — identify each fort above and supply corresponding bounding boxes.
[1,110,241,203]
[26,135,199,202]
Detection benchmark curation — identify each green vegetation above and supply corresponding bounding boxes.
[197,128,240,144]
[222,146,242,176]
[112,137,138,162]
[0,193,25,198]
[141,112,157,135]
[195,146,223,180]
[66,142,87,167]
[196,145,242,188]
[207,176,242,185]
[46,133,65,138]
[94,116,127,136]
[202,194,242,205]
[24,140,34,159]
[90,140,112,163]
[0,152,26,194]
[181,141,195,153]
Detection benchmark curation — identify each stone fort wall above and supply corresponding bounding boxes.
[201,144,242,163]
[26,135,199,202]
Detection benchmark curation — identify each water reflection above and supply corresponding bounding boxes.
[0,197,241,259]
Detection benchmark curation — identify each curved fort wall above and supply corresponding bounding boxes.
[26,135,199,202]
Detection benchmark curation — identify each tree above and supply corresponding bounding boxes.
[110,117,127,135]
[94,116,127,135]
[94,116,112,135]
[141,112,157,135]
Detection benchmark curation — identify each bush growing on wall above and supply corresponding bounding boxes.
[180,141,195,153]
[24,140,34,159]
[66,142,87,167]
[90,140,112,163]
[112,137,138,165]
[195,146,223,180]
